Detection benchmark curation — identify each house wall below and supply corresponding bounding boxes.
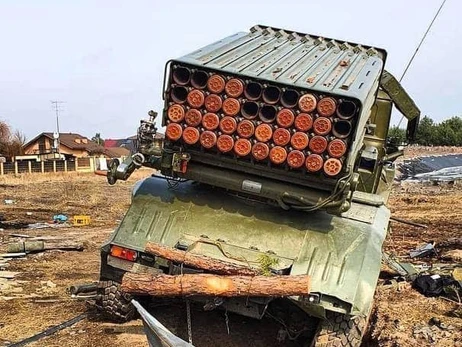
[24,137,52,154]
[58,147,89,157]
[24,136,90,158]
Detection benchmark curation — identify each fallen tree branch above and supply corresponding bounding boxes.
[440,296,462,306]
[390,216,428,228]
[122,273,310,297]
[145,242,258,276]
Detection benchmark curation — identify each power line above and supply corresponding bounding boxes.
[397,0,447,128]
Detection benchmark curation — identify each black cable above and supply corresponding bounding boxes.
[280,172,352,211]
[8,313,87,347]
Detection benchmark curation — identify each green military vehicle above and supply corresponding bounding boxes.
[96,25,420,346]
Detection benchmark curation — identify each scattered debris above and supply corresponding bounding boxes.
[1,240,86,271]
[0,221,29,230]
[7,240,85,253]
[413,273,460,297]
[412,166,462,183]
[398,154,462,181]
[382,277,412,292]
[413,318,456,344]
[28,222,70,229]
[410,242,437,258]
[8,233,33,239]
[441,249,462,262]
[390,216,428,228]
[382,252,419,280]
[6,313,87,347]
[4,199,14,205]
[53,214,68,223]
[67,282,98,300]
[73,215,91,226]
[0,252,27,258]
[0,271,20,279]
[68,283,98,296]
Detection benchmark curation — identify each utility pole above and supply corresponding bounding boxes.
[51,100,65,154]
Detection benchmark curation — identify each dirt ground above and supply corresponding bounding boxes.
[0,154,461,346]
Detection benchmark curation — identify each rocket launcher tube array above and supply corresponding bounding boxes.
[164,65,361,178]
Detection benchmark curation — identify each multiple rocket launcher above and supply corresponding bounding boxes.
[163,64,358,178]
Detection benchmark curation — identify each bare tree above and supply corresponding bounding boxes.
[0,121,25,158]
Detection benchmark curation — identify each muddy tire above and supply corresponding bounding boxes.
[95,280,135,322]
[310,311,369,347]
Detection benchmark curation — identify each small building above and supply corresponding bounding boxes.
[22,132,126,160]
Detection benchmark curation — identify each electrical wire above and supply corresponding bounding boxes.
[396,0,447,128]
[280,171,353,211]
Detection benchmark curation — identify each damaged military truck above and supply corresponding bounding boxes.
[96,25,420,346]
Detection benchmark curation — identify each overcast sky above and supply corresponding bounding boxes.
[0,0,459,141]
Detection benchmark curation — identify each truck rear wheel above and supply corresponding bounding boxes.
[95,280,135,322]
[310,311,369,347]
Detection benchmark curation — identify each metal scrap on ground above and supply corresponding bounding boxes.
[398,154,462,181]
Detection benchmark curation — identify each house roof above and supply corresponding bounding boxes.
[23,132,106,154]
[104,146,131,158]
[104,133,164,154]
[104,139,119,148]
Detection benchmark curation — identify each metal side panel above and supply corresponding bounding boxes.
[111,177,389,316]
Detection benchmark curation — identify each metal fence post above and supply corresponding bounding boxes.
[14,161,18,175]
[64,160,68,172]
[41,161,45,173]
[75,158,79,171]
[90,157,95,172]
[53,160,56,173]
[0,162,3,176]
[28,161,32,174]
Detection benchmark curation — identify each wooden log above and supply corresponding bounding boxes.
[145,242,258,276]
[122,273,310,297]
[43,241,84,251]
[7,241,84,253]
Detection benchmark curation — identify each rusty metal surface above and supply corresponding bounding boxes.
[175,25,386,105]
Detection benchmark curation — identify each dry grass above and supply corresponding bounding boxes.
[0,169,156,346]
[0,163,461,346]
[0,168,153,227]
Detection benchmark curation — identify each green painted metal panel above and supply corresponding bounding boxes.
[380,70,420,120]
[111,177,389,316]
